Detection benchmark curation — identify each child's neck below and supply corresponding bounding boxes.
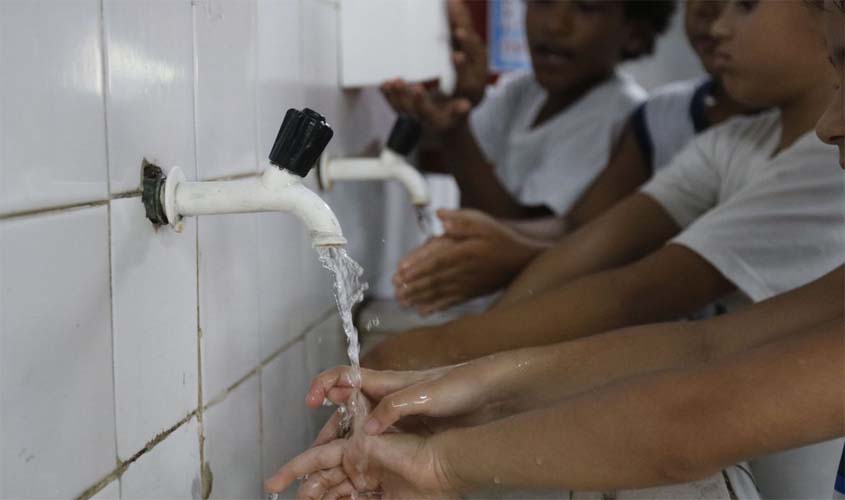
[532,71,613,129]
[776,80,830,154]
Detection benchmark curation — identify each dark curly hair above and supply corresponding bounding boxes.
[622,0,678,60]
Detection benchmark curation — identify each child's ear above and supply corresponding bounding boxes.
[621,21,655,60]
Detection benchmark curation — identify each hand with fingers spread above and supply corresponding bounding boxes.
[393,209,546,314]
[305,363,502,447]
[264,431,459,500]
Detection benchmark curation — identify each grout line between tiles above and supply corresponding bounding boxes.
[0,170,263,223]
[0,200,111,221]
[75,410,199,500]
[202,305,335,413]
[97,0,122,480]
[189,3,210,496]
[73,304,336,499]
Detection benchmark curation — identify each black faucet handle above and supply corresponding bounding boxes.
[269,108,334,177]
[386,115,423,156]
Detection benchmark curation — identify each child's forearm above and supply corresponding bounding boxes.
[437,322,844,493]
[482,321,708,416]
[367,244,730,371]
[497,193,679,309]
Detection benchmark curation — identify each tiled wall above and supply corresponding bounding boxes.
[0,0,394,498]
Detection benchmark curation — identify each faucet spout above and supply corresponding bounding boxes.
[318,149,431,206]
[140,107,345,247]
[159,165,346,247]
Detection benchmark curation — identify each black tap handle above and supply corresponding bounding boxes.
[386,115,422,156]
[269,108,334,177]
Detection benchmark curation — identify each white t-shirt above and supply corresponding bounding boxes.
[641,110,844,304]
[631,77,715,173]
[470,70,646,216]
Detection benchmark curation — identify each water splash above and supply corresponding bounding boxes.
[414,205,436,239]
[316,246,370,436]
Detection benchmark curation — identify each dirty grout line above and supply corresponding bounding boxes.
[74,304,336,499]
[0,171,260,222]
[195,224,208,499]
[201,305,336,413]
[0,200,111,221]
[75,410,199,500]
[98,0,123,487]
[112,189,143,199]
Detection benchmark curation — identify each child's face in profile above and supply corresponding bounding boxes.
[710,0,827,108]
[684,0,729,74]
[816,0,845,169]
[524,1,638,94]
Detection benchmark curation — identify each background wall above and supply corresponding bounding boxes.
[0,1,717,500]
[0,0,395,498]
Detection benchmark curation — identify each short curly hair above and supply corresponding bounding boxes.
[622,0,678,60]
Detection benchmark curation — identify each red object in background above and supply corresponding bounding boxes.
[465,0,489,43]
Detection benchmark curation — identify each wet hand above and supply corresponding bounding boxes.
[393,209,540,314]
[264,432,458,499]
[360,361,499,436]
[306,366,449,446]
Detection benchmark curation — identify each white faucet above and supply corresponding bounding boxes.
[317,116,431,206]
[142,108,347,247]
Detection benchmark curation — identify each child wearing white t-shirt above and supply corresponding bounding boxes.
[390,0,752,315]
[364,0,842,373]
[468,69,645,216]
[380,0,676,219]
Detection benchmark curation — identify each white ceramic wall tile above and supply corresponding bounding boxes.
[261,339,311,485]
[304,314,347,435]
[256,212,308,355]
[257,0,304,161]
[0,207,116,498]
[110,197,199,459]
[103,0,197,194]
[204,374,262,500]
[194,0,258,180]
[300,0,343,134]
[91,479,120,500]
[121,417,201,499]
[0,0,108,215]
[198,211,261,402]
[338,0,452,88]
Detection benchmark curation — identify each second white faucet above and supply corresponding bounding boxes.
[317,116,431,206]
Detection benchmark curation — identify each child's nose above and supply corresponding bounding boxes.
[709,4,733,40]
[816,99,845,146]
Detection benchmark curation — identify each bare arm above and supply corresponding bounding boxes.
[352,269,843,437]
[495,192,680,309]
[478,267,845,415]
[364,242,734,370]
[565,120,651,230]
[438,319,845,493]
